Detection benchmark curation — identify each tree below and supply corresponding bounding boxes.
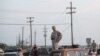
[0,43,7,49]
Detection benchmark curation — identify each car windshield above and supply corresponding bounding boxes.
[67,51,87,56]
[4,53,17,56]
[53,52,61,56]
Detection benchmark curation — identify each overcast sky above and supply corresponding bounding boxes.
[0,0,100,46]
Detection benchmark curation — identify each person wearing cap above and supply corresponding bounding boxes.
[51,26,62,50]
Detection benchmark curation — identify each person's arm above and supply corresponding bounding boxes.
[58,31,62,37]
[51,33,54,40]
[56,31,62,42]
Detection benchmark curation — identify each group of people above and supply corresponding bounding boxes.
[17,26,62,56]
[17,44,38,56]
[51,25,98,56]
[17,26,98,56]
[31,26,62,56]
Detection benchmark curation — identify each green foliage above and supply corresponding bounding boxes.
[0,43,7,49]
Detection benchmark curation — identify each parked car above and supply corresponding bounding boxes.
[50,48,87,56]
[24,47,50,56]
[4,52,17,56]
[0,48,4,56]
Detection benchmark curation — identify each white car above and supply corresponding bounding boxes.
[0,48,4,56]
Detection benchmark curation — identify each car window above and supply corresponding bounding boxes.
[67,51,87,56]
[4,54,17,56]
[53,52,61,56]
[78,51,87,56]
[67,51,77,56]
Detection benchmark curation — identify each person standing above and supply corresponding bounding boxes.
[31,44,38,56]
[17,48,23,56]
[51,26,62,50]
[91,40,97,56]
[91,40,97,52]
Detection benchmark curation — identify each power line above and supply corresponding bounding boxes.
[0,23,70,26]
[62,25,71,33]
[0,9,66,14]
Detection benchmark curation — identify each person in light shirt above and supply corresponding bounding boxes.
[17,48,23,56]
[51,26,62,50]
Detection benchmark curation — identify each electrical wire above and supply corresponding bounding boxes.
[62,24,71,33]
[0,23,70,26]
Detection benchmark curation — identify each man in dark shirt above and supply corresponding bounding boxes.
[91,40,97,52]
[32,44,38,56]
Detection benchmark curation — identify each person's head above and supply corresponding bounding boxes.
[52,26,56,31]
[34,44,37,47]
[93,40,95,43]
[17,48,22,52]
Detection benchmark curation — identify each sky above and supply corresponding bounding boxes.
[0,0,100,46]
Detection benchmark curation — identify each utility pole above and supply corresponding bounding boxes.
[25,38,28,46]
[22,26,24,49]
[34,30,36,45]
[16,36,18,46]
[18,34,21,47]
[43,25,47,48]
[29,35,31,46]
[66,2,76,47]
[27,17,34,47]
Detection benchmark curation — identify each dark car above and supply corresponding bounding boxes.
[24,47,50,56]
[4,52,17,56]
